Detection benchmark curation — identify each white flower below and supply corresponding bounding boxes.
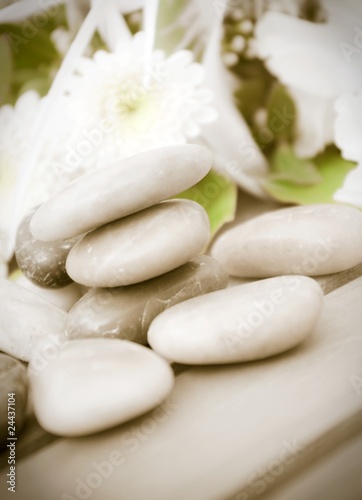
[334,91,362,208]
[255,0,362,158]
[64,31,217,167]
[0,91,70,261]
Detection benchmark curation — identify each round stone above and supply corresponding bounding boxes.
[66,200,210,287]
[0,279,67,362]
[148,276,324,364]
[15,208,77,288]
[29,339,175,436]
[212,204,362,277]
[30,144,212,242]
[66,256,228,344]
[0,354,28,447]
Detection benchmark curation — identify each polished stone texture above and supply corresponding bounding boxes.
[29,339,174,436]
[66,256,228,344]
[66,200,210,287]
[0,279,67,362]
[212,204,362,277]
[31,144,212,241]
[15,208,77,288]
[148,276,324,364]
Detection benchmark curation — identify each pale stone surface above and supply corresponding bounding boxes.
[15,207,78,288]
[15,274,82,311]
[66,200,210,287]
[212,204,362,278]
[66,256,228,344]
[29,339,175,437]
[0,354,28,447]
[31,144,212,242]
[0,279,67,362]
[148,276,324,364]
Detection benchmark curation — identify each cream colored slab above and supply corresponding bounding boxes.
[3,276,361,500]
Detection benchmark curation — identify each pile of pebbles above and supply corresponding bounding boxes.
[1,144,362,438]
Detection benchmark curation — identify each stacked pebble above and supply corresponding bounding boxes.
[3,143,362,438]
[4,144,230,436]
[148,203,362,364]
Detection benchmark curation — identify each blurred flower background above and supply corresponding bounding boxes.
[0,0,361,273]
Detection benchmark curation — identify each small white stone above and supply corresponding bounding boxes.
[212,204,362,277]
[0,279,67,362]
[29,339,174,436]
[148,276,324,364]
[66,200,210,287]
[31,144,212,242]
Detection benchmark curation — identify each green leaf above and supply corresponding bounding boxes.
[267,84,296,141]
[0,34,12,105]
[263,147,356,205]
[176,170,238,237]
[0,23,59,69]
[269,143,322,185]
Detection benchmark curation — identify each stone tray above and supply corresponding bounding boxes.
[1,193,362,500]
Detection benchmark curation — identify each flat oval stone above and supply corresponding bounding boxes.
[29,339,174,436]
[66,200,210,287]
[0,279,67,362]
[0,354,28,447]
[15,208,78,288]
[15,275,82,311]
[66,256,228,344]
[148,276,324,364]
[31,144,212,242]
[212,204,362,278]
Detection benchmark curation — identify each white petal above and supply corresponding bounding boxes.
[97,1,132,51]
[335,91,362,163]
[66,0,89,33]
[334,163,362,208]
[256,11,362,97]
[202,14,267,197]
[289,87,335,158]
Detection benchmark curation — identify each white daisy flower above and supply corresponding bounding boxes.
[255,0,362,158]
[64,31,217,168]
[334,91,362,208]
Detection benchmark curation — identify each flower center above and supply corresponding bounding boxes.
[104,75,159,131]
[109,76,150,117]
